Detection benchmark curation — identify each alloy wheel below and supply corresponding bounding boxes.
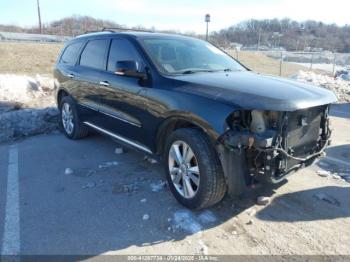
[61,102,74,135]
[168,140,200,199]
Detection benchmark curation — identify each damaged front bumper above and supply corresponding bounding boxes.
[216,105,332,195]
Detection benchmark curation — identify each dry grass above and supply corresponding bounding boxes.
[228,50,322,77]
[0,42,323,77]
[0,42,63,75]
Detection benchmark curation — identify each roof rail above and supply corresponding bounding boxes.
[83,30,105,34]
[102,27,154,33]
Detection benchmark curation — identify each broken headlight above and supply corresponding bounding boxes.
[227,110,279,132]
[250,110,279,133]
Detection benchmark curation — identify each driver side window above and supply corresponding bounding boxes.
[107,39,142,72]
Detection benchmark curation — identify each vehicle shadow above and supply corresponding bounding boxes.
[256,186,350,222]
[330,103,350,119]
[0,101,22,113]
[316,144,350,173]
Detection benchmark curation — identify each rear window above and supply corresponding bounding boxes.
[60,42,82,65]
[80,39,109,70]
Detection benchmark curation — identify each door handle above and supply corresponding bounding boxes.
[67,74,75,79]
[99,81,110,87]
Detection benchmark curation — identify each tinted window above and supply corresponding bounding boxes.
[60,42,82,65]
[140,38,246,74]
[80,39,108,70]
[107,39,141,71]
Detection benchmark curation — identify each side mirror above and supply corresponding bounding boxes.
[115,60,147,79]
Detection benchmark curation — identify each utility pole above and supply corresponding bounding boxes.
[37,0,42,34]
[205,14,210,41]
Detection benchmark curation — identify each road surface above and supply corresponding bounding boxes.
[0,105,350,256]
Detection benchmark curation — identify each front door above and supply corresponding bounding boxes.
[96,38,149,147]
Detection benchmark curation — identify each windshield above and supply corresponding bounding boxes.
[139,37,246,74]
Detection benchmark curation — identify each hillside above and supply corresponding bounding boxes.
[212,19,350,53]
[1,16,350,52]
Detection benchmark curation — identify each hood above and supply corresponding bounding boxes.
[169,71,337,111]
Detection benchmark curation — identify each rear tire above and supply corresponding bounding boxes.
[59,96,89,140]
[164,128,226,210]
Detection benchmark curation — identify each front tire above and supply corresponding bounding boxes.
[59,96,89,139]
[164,128,226,210]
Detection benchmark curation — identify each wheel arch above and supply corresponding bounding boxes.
[56,88,70,107]
[155,112,221,156]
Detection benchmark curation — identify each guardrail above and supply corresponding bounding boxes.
[0,31,71,44]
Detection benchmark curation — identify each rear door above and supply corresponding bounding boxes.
[55,40,84,101]
[97,38,149,146]
[70,38,109,123]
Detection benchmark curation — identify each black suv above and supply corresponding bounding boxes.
[54,30,336,209]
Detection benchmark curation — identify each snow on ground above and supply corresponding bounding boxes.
[172,209,218,234]
[173,210,203,234]
[291,70,350,103]
[0,74,58,142]
[150,180,167,192]
[197,210,217,224]
[291,63,348,73]
[0,74,56,109]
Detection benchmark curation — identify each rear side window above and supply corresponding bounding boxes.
[107,39,142,72]
[60,42,82,65]
[80,39,108,70]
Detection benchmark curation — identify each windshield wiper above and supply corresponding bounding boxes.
[181,69,215,74]
[223,68,241,72]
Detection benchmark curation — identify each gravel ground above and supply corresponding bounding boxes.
[0,104,349,256]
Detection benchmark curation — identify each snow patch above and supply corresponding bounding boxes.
[0,74,56,108]
[150,180,167,192]
[257,196,271,206]
[0,74,58,142]
[98,161,118,169]
[82,182,96,189]
[291,70,350,102]
[173,210,203,234]
[317,170,331,177]
[65,168,73,175]
[198,210,217,224]
[115,147,124,155]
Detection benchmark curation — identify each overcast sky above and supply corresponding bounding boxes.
[1,0,348,33]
